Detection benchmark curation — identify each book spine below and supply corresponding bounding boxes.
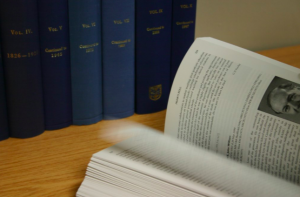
[0,41,9,141]
[38,0,72,130]
[170,0,197,83]
[102,0,135,119]
[0,0,44,138]
[135,0,173,114]
[69,0,103,125]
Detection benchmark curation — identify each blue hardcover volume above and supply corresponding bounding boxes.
[135,0,172,114]
[171,0,196,83]
[102,0,135,119]
[0,42,9,141]
[0,0,44,138]
[69,0,103,125]
[38,0,72,130]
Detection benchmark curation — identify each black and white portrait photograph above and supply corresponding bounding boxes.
[258,76,300,124]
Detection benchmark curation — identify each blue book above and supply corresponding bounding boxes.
[171,0,197,83]
[102,0,135,119]
[38,0,72,130]
[0,0,44,138]
[135,0,172,114]
[69,0,103,125]
[0,42,9,141]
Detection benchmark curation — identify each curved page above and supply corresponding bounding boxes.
[165,38,300,184]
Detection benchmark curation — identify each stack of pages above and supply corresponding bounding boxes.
[77,131,299,197]
[77,37,300,196]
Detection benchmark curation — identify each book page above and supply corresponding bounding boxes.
[93,130,300,197]
[202,37,300,73]
[165,38,300,183]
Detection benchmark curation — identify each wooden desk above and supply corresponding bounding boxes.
[1,45,300,197]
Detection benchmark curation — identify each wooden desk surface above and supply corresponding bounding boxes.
[1,45,300,197]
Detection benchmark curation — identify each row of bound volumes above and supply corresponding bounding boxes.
[0,0,196,141]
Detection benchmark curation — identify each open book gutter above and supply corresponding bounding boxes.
[77,38,300,197]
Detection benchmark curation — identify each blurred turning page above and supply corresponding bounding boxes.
[165,37,300,184]
[78,130,299,197]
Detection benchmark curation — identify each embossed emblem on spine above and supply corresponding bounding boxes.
[149,84,162,101]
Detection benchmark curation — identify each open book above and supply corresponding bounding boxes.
[77,38,300,197]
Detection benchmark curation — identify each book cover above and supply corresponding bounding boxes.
[69,0,103,125]
[135,0,172,114]
[102,0,135,119]
[0,42,9,141]
[0,0,44,138]
[38,0,72,130]
[170,0,196,84]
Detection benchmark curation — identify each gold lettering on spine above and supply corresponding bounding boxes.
[149,84,162,101]
[180,4,193,8]
[82,22,96,28]
[86,48,94,53]
[79,42,99,53]
[149,9,163,14]
[147,26,164,35]
[10,28,33,35]
[48,26,63,32]
[27,51,39,57]
[79,43,99,49]
[176,21,194,29]
[48,27,58,32]
[51,52,63,58]
[25,29,33,34]
[10,30,24,35]
[112,18,131,47]
[82,24,90,28]
[111,39,131,48]
[7,53,21,58]
[7,50,39,59]
[45,47,67,53]
[114,20,123,24]
[45,47,67,58]
[114,19,130,25]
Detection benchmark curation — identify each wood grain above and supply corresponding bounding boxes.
[0,111,166,197]
[1,45,300,197]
